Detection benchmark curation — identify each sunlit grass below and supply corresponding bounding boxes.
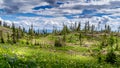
[0,44,93,67]
[0,43,119,68]
[0,32,120,68]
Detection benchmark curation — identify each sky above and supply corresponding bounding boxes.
[0,0,120,31]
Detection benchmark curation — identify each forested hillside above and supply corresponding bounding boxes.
[0,20,120,68]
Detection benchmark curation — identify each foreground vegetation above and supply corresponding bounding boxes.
[0,21,120,68]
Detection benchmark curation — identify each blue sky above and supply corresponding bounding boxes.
[0,0,120,30]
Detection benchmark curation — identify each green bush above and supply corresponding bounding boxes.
[54,39,63,47]
[105,50,117,64]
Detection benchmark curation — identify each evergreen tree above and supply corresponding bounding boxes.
[76,22,81,31]
[35,29,40,36]
[21,27,25,37]
[12,23,17,43]
[52,26,57,35]
[98,21,101,30]
[91,25,95,38]
[107,25,111,33]
[84,22,87,35]
[42,28,47,35]
[0,20,2,26]
[74,22,77,31]
[79,32,82,46]
[0,30,4,43]
[104,24,107,33]
[18,26,22,38]
[16,29,20,42]
[70,23,74,31]
[29,24,34,38]
[118,26,120,33]
[7,32,10,43]
[87,21,90,32]
[61,25,70,35]
[63,33,66,42]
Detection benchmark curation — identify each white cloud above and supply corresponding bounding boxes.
[0,0,120,31]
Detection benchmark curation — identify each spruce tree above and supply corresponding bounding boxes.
[63,33,66,42]
[107,25,111,33]
[105,24,107,33]
[91,25,95,38]
[21,27,25,37]
[79,32,82,46]
[18,26,22,38]
[118,26,120,33]
[7,32,10,43]
[0,30,4,43]
[16,29,20,42]
[42,28,47,35]
[12,23,17,43]
[84,22,87,35]
[76,22,81,31]
[0,20,2,26]
[87,21,90,32]
[61,25,70,35]
[74,22,77,31]
[98,21,101,31]
[52,26,57,35]
[29,24,34,38]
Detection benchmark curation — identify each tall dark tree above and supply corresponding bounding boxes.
[0,30,4,43]
[18,26,22,38]
[0,20,2,26]
[16,29,20,42]
[29,24,34,37]
[7,32,10,43]
[28,24,35,44]
[61,24,70,35]
[104,24,107,33]
[21,27,25,37]
[87,21,90,32]
[118,26,120,33]
[52,26,58,35]
[98,21,101,31]
[76,22,81,31]
[42,28,47,35]
[91,25,95,38]
[79,32,82,46]
[74,22,77,31]
[12,23,17,43]
[84,22,87,35]
[107,25,111,33]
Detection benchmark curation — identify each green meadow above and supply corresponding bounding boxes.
[0,22,120,68]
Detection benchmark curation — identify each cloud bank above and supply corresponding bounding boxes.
[0,0,120,31]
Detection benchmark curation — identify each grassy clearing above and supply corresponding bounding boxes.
[0,43,119,68]
[0,26,120,68]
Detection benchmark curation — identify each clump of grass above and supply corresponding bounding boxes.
[54,38,63,47]
[105,50,117,64]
